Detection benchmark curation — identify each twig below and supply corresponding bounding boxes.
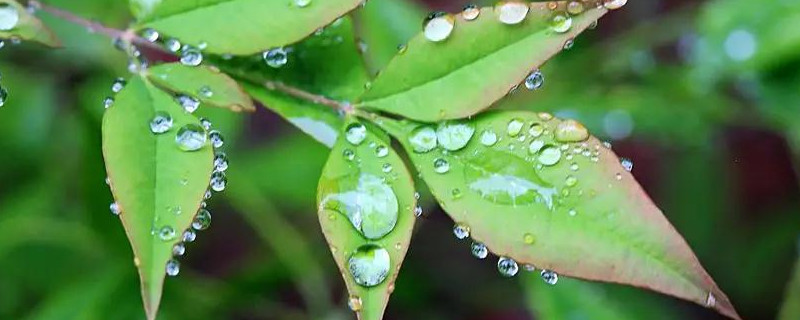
[265,81,351,112]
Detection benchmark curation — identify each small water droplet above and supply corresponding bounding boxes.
[565,175,577,186]
[423,12,455,42]
[620,158,633,172]
[471,242,488,259]
[567,1,584,14]
[570,163,579,171]
[348,244,391,287]
[382,163,393,173]
[538,145,562,166]
[210,171,227,191]
[175,124,207,151]
[180,47,203,66]
[263,47,288,67]
[506,119,525,137]
[453,223,470,239]
[375,145,389,158]
[528,140,545,154]
[524,264,536,272]
[172,243,185,256]
[603,0,628,10]
[615,173,622,180]
[175,95,200,113]
[437,121,475,151]
[182,229,196,242]
[413,205,423,217]
[495,1,529,25]
[497,257,519,277]
[451,188,463,199]
[109,202,121,215]
[150,111,173,134]
[200,117,212,130]
[433,158,450,173]
[343,149,355,161]
[214,152,229,172]
[204,190,213,200]
[462,4,480,20]
[523,233,536,244]
[209,130,224,148]
[165,38,181,52]
[0,85,7,107]
[563,39,574,50]
[294,0,311,7]
[141,28,159,42]
[705,292,716,307]
[524,70,544,90]
[549,13,573,33]
[192,209,212,230]
[0,4,20,31]
[103,97,114,109]
[158,226,177,241]
[111,78,127,93]
[166,259,180,276]
[198,86,213,98]
[348,296,363,311]
[479,130,498,146]
[345,123,367,145]
[555,119,589,142]
[541,269,558,284]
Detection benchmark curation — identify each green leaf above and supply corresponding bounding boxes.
[147,63,255,112]
[376,111,740,319]
[0,0,60,47]
[354,0,425,75]
[357,2,607,122]
[243,82,342,148]
[102,76,214,320]
[135,0,363,55]
[778,256,800,320]
[317,119,417,319]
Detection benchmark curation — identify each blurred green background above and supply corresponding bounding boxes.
[1,0,799,319]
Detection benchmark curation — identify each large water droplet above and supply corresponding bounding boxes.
[603,0,628,10]
[192,209,211,230]
[320,174,399,239]
[537,145,562,166]
[541,269,558,284]
[497,257,519,277]
[409,126,437,153]
[436,121,475,151]
[423,12,455,42]
[549,13,572,33]
[464,152,557,208]
[524,70,544,90]
[348,244,391,287]
[555,120,589,142]
[180,47,203,66]
[263,47,288,68]
[345,123,367,145]
[495,1,529,25]
[480,130,498,146]
[462,4,480,21]
[150,111,173,134]
[166,259,180,276]
[471,242,488,259]
[453,223,470,239]
[0,4,20,31]
[175,124,207,151]
[433,158,450,174]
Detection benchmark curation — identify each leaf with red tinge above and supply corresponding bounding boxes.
[375,111,740,320]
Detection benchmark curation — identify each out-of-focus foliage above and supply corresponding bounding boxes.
[0,0,799,320]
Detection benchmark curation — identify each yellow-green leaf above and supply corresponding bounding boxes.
[0,0,60,47]
[147,63,255,112]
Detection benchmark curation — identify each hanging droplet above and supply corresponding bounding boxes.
[182,229,196,242]
[103,97,114,109]
[348,244,391,287]
[165,38,181,52]
[480,130,498,146]
[180,47,203,66]
[150,111,173,134]
[210,171,227,192]
[541,269,559,285]
[345,122,367,145]
[433,158,450,174]
[497,257,519,277]
[566,1,584,15]
[0,3,20,31]
[192,209,212,231]
[555,119,589,142]
[462,4,480,21]
[603,0,628,10]
[141,28,159,42]
[295,0,311,7]
[453,223,470,239]
[214,152,229,172]
[563,38,574,50]
[413,205,423,217]
[507,119,524,136]
[172,243,185,256]
[549,13,573,33]
[175,124,207,151]
[524,70,544,90]
[423,12,455,42]
[495,1,529,25]
[109,202,121,215]
[209,130,224,148]
[263,47,288,68]
[158,226,177,241]
[375,145,389,158]
[436,121,475,151]
[538,145,562,166]
[175,95,200,113]
[471,242,488,259]
[165,259,180,276]
[409,126,438,153]
[0,85,7,107]
[620,158,633,171]
[111,77,127,93]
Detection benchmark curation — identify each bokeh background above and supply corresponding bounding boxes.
[1,0,799,319]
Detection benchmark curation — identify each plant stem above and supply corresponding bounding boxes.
[264,81,351,112]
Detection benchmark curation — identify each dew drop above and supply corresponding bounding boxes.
[413,205,423,217]
[462,4,480,21]
[198,86,213,98]
[480,130,498,146]
[182,229,196,242]
[263,47,288,68]
[172,243,185,256]
[180,47,203,66]
[497,257,519,277]
[103,97,114,109]
[529,123,544,137]
[528,140,545,154]
[408,126,437,153]
[436,121,475,151]
[453,223,470,240]
[471,242,488,259]
[570,163,579,171]
[538,112,554,121]
[0,3,19,31]
[0,85,7,107]
[549,13,573,33]
[615,173,622,180]
[175,124,207,151]
[343,149,355,161]
[555,119,589,142]
[200,117,212,130]
[321,174,399,239]
[433,158,450,174]
[141,28,159,42]
[620,158,633,172]
[382,163,393,173]
[538,145,562,166]
[375,145,389,158]
[348,244,391,287]
[109,202,121,215]
[294,0,311,7]
[541,269,559,284]
[166,259,180,276]
[705,292,716,307]
[210,171,227,192]
[348,296,363,311]
[209,130,224,148]
[214,152,229,172]
[192,209,212,231]
[524,70,544,90]
[565,175,577,187]
[345,123,367,145]
[111,78,127,93]
[495,1,529,25]
[165,38,181,52]
[568,208,577,216]
[176,95,200,113]
[423,12,455,42]
[150,111,173,134]
[158,226,177,241]
[567,1,584,14]
[563,39,574,50]
[603,0,628,10]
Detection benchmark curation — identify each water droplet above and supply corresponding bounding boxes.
[436,121,475,151]
[343,149,355,161]
[570,163,579,171]
[495,1,529,25]
[524,70,544,90]
[295,0,311,7]
[567,1,584,14]
[149,111,173,134]
[158,226,177,241]
[192,209,212,230]
[141,28,159,42]
[204,190,213,200]
[541,269,558,284]
[263,47,288,67]
[0,85,7,107]
[111,78,126,93]
[103,97,114,109]
[620,158,633,171]
[433,158,450,173]
[524,264,536,272]
[198,86,213,98]
[109,202,121,215]
[497,257,519,277]
[175,95,199,113]
[471,242,488,259]
[549,13,572,33]
[180,47,203,66]
[345,123,367,145]
[169,205,182,215]
[555,120,589,142]
[200,118,212,130]
[172,243,185,256]
[182,229,196,242]
[523,233,536,244]
[465,152,557,208]
[563,39,574,50]
[210,171,227,191]
[423,12,455,42]
[615,173,622,180]
[538,145,562,166]
[603,0,628,10]
[382,163,393,173]
[538,113,554,121]
[175,124,207,151]
[348,244,391,287]
[320,174,399,239]
[705,292,716,307]
[453,223,470,239]
[451,188,463,199]
[413,205,423,217]
[462,4,480,20]
[213,153,228,172]
[166,259,180,276]
[375,145,389,158]
[409,126,438,153]
[507,119,524,136]
[528,139,545,154]
[209,130,224,148]
[348,296,363,311]
[164,38,181,52]
[0,4,20,31]
[480,130,498,146]
[565,175,577,186]
[568,208,577,216]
